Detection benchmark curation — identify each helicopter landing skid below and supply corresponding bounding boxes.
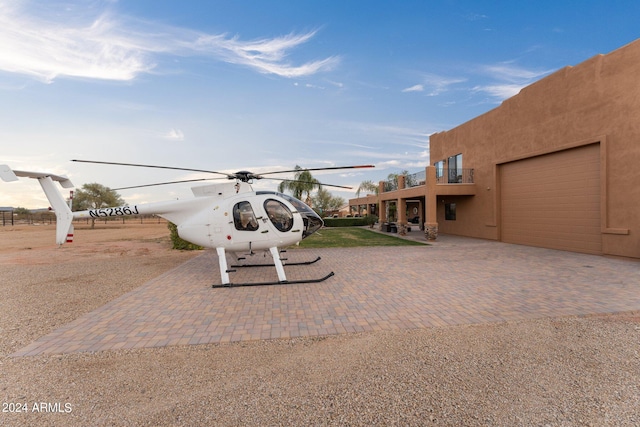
[212,271,335,288]
[231,256,322,268]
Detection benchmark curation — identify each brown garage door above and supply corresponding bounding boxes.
[500,143,601,254]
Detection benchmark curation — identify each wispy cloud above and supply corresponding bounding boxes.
[162,129,185,141]
[401,84,424,93]
[472,83,525,99]
[463,12,489,22]
[472,62,554,100]
[404,73,467,96]
[293,82,326,90]
[195,31,339,78]
[483,63,552,82]
[406,61,554,102]
[352,122,433,147]
[0,0,338,83]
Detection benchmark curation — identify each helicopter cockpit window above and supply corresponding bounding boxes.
[233,201,259,231]
[264,199,293,232]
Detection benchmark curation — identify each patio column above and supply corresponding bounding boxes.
[398,174,406,190]
[397,175,407,235]
[377,180,386,230]
[397,199,407,235]
[425,165,438,240]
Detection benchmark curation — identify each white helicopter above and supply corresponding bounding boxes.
[0,161,373,287]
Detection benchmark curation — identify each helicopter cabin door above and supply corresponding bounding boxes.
[229,197,301,252]
[233,201,260,232]
[230,200,271,250]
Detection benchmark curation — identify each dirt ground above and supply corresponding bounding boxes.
[0,223,638,426]
[0,221,177,259]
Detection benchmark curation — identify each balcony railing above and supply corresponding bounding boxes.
[406,170,426,188]
[436,168,474,184]
[383,180,397,192]
[381,168,475,192]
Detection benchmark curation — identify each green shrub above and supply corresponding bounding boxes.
[322,216,378,227]
[167,222,203,250]
[364,215,379,226]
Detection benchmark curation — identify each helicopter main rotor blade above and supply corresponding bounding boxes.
[258,164,375,176]
[259,176,354,190]
[71,159,234,178]
[71,160,374,188]
[112,178,224,191]
[256,165,375,190]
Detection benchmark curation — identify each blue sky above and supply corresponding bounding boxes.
[2,0,639,208]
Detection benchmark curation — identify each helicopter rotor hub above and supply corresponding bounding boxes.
[232,171,261,182]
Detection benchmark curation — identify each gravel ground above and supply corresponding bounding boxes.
[1,223,639,426]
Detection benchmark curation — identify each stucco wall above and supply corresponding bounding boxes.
[430,39,640,258]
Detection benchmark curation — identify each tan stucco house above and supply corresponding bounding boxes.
[350,38,640,259]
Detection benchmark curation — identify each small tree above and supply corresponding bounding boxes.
[13,207,30,222]
[311,187,345,215]
[73,183,125,229]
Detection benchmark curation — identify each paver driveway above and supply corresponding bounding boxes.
[11,235,640,356]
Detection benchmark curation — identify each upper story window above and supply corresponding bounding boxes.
[434,160,445,179]
[233,201,259,231]
[264,199,293,232]
[435,154,473,184]
[447,153,463,183]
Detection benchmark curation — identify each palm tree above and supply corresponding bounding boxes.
[355,180,378,198]
[354,179,380,220]
[277,166,321,205]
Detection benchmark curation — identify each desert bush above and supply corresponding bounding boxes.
[167,222,203,250]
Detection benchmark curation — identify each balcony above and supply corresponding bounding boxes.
[382,170,426,192]
[435,168,476,196]
[436,168,474,184]
[381,168,475,193]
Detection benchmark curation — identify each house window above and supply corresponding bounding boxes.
[445,203,456,220]
[434,160,444,180]
[447,153,463,183]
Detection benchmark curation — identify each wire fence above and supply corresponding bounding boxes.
[3,213,166,226]
[72,215,167,225]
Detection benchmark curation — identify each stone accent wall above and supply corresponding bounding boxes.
[397,223,407,235]
[425,223,438,241]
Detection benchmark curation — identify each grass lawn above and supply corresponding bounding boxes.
[297,227,427,248]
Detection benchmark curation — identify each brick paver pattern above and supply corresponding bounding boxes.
[11,236,640,357]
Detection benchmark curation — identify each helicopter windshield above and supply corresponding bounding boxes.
[264,199,293,232]
[257,191,323,238]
